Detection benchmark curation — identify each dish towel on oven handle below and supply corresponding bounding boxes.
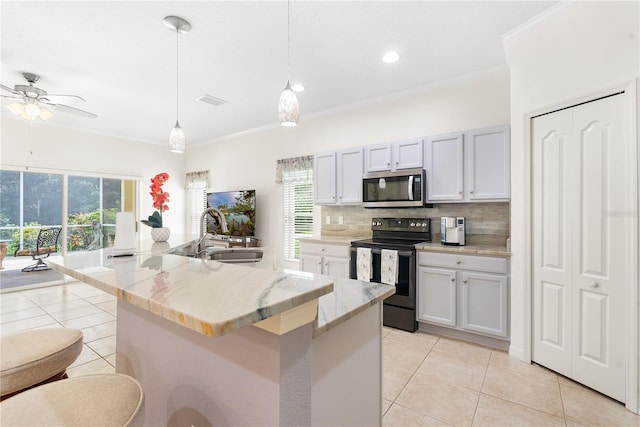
[356,247,372,282]
[381,249,399,286]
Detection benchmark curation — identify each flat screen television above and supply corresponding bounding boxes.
[206,190,256,236]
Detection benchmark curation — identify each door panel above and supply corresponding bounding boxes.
[532,109,572,376]
[540,281,566,350]
[571,94,626,402]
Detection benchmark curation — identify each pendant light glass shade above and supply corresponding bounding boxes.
[278,81,299,127]
[169,120,186,153]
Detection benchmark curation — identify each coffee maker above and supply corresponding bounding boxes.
[441,217,465,245]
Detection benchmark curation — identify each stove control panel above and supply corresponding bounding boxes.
[371,217,430,232]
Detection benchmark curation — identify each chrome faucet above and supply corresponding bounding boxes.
[196,207,229,253]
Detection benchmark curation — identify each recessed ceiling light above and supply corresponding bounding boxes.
[291,83,305,92]
[382,51,400,64]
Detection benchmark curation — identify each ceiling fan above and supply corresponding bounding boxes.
[0,72,97,121]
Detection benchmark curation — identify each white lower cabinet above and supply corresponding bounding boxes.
[417,251,509,339]
[299,241,350,278]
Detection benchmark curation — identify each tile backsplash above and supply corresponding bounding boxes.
[321,202,510,246]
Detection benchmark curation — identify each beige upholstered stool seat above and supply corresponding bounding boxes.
[0,373,145,426]
[0,328,83,399]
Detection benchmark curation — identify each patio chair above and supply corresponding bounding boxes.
[21,227,61,272]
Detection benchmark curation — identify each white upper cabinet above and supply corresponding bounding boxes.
[364,144,391,172]
[337,148,364,204]
[425,125,510,203]
[314,148,363,205]
[314,151,337,204]
[365,138,423,172]
[466,125,510,200]
[424,132,465,201]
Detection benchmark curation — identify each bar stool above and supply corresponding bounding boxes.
[0,328,83,400]
[0,373,145,426]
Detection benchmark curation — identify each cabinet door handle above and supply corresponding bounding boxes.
[470,190,474,194]
[463,279,468,284]
[321,248,325,251]
[324,262,328,267]
[317,261,321,265]
[395,161,399,166]
[450,277,455,282]
[387,162,390,167]
[459,191,463,195]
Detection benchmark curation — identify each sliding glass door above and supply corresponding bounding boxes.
[0,170,135,257]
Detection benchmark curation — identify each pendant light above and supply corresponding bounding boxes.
[164,16,191,153]
[278,0,299,127]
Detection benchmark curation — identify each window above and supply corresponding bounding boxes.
[0,170,129,255]
[185,170,209,239]
[280,156,314,261]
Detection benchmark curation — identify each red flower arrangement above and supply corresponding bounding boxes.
[141,172,170,228]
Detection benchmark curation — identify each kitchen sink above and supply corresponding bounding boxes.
[166,240,263,264]
[209,249,263,263]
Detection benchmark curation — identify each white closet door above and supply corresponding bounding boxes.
[532,94,627,402]
[570,95,626,402]
[532,108,573,377]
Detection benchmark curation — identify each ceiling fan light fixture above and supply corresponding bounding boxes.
[278,81,299,127]
[7,102,24,116]
[169,120,186,153]
[24,102,41,118]
[39,107,53,121]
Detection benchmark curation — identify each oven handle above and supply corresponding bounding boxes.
[350,247,414,258]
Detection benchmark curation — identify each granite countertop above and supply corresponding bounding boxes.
[299,236,360,245]
[314,278,395,337]
[49,248,333,338]
[415,241,511,257]
[48,245,394,339]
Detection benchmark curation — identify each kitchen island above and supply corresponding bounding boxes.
[49,245,393,426]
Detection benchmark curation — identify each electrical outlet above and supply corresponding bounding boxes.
[338,216,344,225]
[326,216,331,225]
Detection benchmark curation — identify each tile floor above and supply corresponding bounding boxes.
[1,280,639,426]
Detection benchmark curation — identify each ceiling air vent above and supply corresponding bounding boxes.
[197,94,228,106]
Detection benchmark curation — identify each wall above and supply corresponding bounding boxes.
[186,66,511,268]
[503,0,639,369]
[0,120,186,238]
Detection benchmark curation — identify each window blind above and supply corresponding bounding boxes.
[283,168,314,261]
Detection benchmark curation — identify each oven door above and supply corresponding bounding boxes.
[349,246,416,309]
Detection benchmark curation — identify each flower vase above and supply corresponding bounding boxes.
[151,227,170,242]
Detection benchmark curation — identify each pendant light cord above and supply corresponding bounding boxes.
[176,27,179,121]
[287,0,291,81]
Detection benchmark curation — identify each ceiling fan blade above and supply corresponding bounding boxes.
[1,84,20,95]
[44,93,87,103]
[49,103,97,119]
[0,94,22,100]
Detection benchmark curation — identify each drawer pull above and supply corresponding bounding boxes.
[456,260,461,265]
[590,281,599,288]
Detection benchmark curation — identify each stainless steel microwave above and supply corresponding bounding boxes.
[362,168,426,208]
